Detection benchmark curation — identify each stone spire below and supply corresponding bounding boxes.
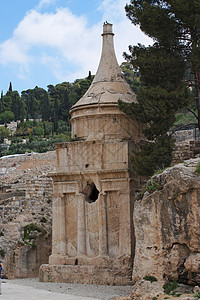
[93,22,123,83]
[71,22,136,109]
[70,23,141,141]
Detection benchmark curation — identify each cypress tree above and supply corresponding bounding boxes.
[119,0,199,176]
[9,82,12,92]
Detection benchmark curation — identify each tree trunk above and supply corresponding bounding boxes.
[196,72,200,130]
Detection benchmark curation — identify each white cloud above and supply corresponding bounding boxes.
[0,39,29,65]
[13,8,87,47]
[36,0,56,10]
[98,0,152,61]
[0,0,152,85]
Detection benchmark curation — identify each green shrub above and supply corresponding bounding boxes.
[143,275,158,283]
[173,112,197,129]
[0,111,14,124]
[145,181,162,193]
[195,161,200,174]
[23,223,46,248]
[163,281,178,295]
[40,217,47,223]
[0,127,10,142]
[193,291,200,299]
[136,180,163,200]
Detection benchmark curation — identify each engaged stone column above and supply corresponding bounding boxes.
[52,193,66,256]
[77,193,86,255]
[119,189,132,255]
[98,192,108,256]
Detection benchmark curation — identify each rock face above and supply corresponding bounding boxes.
[132,158,200,285]
[0,151,55,278]
[130,279,164,300]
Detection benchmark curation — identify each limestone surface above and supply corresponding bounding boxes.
[132,158,200,285]
[0,151,55,278]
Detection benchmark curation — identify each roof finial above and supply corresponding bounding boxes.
[102,22,113,35]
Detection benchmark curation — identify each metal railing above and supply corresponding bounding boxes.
[169,123,200,142]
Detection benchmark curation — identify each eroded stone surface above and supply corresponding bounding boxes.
[130,279,164,300]
[0,151,55,278]
[132,158,200,285]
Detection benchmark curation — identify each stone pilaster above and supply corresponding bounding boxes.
[52,193,66,256]
[77,193,86,255]
[119,189,132,256]
[98,192,108,256]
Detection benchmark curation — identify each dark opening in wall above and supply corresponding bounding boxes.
[83,182,99,203]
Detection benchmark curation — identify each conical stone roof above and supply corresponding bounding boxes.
[70,23,141,141]
[71,22,137,110]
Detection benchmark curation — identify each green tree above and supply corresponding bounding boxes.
[9,82,12,92]
[0,111,14,124]
[120,62,142,94]
[3,92,12,112]
[125,0,200,128]
[22,87,48,120]
[0,126,10,143]
[41,92,51,122]
[11,91,23,121]
[0,91,3,113]
[119,0,199,176]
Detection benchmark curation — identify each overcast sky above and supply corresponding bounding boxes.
[0,0,152,94]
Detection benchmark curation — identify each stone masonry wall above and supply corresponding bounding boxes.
[0,151,55,278]
[172,140,200,164]
[0,177,53,225]
[0,177,53,278]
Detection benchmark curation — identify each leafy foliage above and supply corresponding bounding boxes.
[120,0,200,176]
[0,127,10,143]
[173,112,197,129]
[195,161,200,174]
[0,119,72,157]
[0,73,94,128]
[0,111,15,124]
[0,73,94,156]
[23,223,47,248]
[163,281,178,295]
[193,291,200,299]
[125,0,200,127]
[130,136,175,176]
[136,177,163,199]
[143,275,158,283]
[120,62,142,94]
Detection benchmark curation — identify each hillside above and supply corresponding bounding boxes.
[0,151,55,278]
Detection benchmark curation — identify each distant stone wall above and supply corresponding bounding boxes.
[0,176,53,278]
[172,128,200,142]
[173,140,200,164]
[0,177,53,225]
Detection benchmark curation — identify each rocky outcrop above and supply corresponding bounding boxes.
[0,151,55,278]
[132,158,200,285]
[130,279,164,300]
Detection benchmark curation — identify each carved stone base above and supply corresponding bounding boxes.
[39,263,133,285]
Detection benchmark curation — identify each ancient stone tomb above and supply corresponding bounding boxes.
[39,23,144,285]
